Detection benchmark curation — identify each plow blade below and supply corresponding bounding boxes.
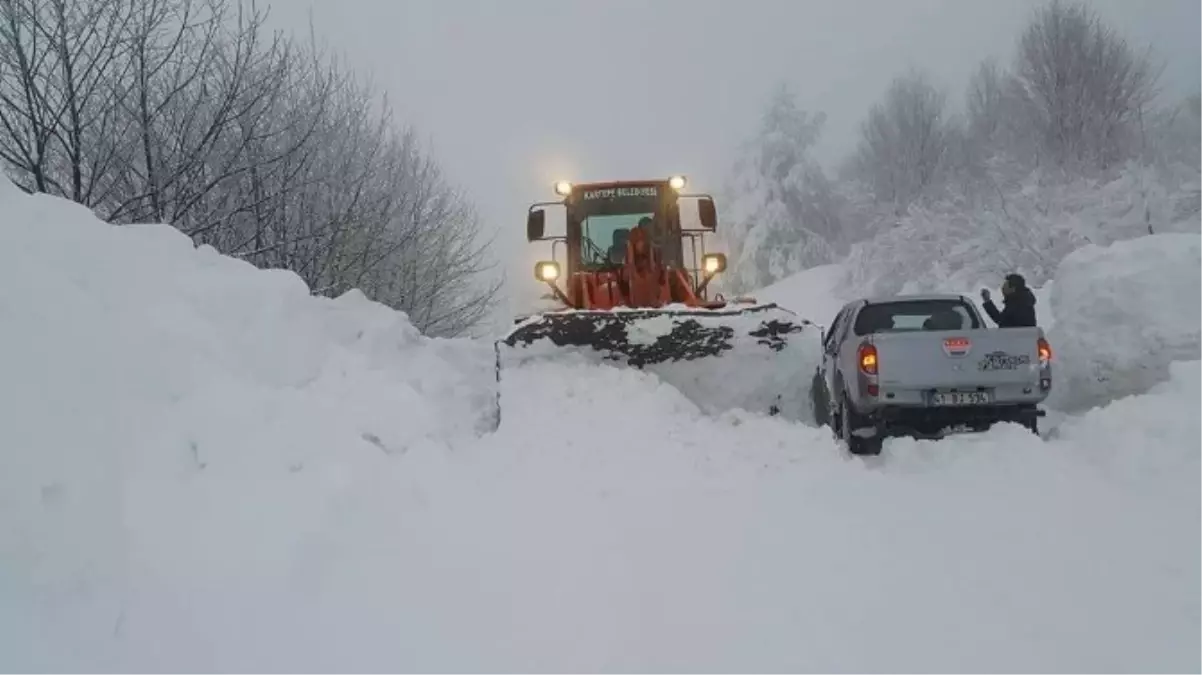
[493,303,824,425]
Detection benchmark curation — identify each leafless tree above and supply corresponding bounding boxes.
[849,69,955,209]
[950,59,1031,203]
[1008,0,1163,171]
[966,58,1009,147]
[0,0,134,202]
[0,0,63,193]
[0,0,500,337]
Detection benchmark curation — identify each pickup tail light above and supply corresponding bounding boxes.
[858,343,878,375]
[1037,337,1052,365]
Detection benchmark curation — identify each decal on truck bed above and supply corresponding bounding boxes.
[977,350,1031,371]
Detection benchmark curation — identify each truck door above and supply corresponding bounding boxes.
[821,305,850,404]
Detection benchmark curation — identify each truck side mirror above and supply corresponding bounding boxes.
[526,209,546,241]
[698,197,717,230]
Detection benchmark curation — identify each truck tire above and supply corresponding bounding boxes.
[810,371,829,427]
[840,394,883,456]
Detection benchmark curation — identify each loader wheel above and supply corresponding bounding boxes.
[840,394,883,456]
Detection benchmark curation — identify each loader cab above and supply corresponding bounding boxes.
[568,181,680,273]
[525,176,721,290]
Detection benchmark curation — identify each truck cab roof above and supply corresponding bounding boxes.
[858,293,972,306]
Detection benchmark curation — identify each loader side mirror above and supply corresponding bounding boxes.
[527,209,546,241]
[698,198,717,231]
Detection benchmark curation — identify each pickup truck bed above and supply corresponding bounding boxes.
[867,326,1049,434]
[871,327,1049,405]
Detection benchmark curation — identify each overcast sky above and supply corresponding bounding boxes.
[267,0,1200,316]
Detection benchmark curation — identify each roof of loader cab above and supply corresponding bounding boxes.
[572,179,669,190]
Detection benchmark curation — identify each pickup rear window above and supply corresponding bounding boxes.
[853,299,981,336]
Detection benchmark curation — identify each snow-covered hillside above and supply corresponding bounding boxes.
[1,179,1199,672]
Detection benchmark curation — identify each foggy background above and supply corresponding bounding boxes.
[266,0,1200,318]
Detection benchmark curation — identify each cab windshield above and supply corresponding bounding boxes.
[581,212,654,266]
[574,184,662,268]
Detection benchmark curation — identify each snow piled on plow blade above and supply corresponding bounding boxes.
[497,303,824,423]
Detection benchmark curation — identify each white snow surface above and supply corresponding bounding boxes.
[1,179,1199,672]
[1045,232,1202,412]
[753,262,849,326]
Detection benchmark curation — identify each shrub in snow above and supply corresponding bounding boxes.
[1045,233,1201,412]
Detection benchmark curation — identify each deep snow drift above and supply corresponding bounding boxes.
[0,180,1199,672]
[1046,233,1202,412]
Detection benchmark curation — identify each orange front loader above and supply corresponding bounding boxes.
[488,176,815,429]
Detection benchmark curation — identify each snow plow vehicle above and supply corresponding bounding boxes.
[493,176,821,425]
[810,294,1052,455]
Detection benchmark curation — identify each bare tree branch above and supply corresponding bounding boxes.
[0,0,501,337]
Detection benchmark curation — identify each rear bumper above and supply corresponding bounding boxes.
[872,381,1050,407]
[870,403,1044,437]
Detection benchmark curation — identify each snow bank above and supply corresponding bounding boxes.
[0,179,1197,672]
[1045,233,1201,412]
[0,179,497,668]
[754,262,1061,331]
[753,262,848,325]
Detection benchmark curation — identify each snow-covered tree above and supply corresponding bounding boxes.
[721,0,1194,304]
[720,85,840,292]
[842,160,1200,297]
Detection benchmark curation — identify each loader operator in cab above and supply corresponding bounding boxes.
[636,216,654,244]
[636,215,672,252]
[980,273,1037,327]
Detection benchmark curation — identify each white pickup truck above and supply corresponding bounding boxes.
[809,294,1052,455]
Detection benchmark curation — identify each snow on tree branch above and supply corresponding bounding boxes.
[721,0,1198,302]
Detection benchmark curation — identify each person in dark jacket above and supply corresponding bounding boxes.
[980,273,1037,327]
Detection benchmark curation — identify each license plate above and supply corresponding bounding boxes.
[931,391,992,406]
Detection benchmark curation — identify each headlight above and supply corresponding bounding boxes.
[702,253,726,274]
[534,260,560,282]
[553,181,573,196]
[668,175,687,191]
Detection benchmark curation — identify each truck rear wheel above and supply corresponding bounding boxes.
[810,372,829,427]
[840,394,883,456]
